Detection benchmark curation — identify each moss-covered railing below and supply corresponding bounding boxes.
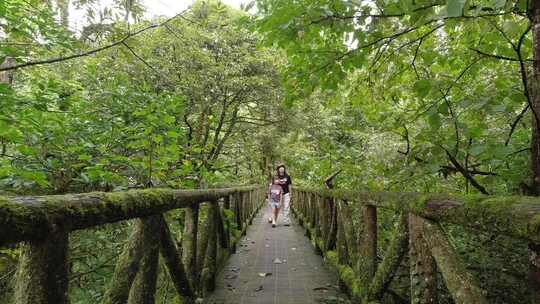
[292,187,540,304]
[0,185,265,304]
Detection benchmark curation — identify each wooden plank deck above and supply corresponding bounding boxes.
[204,208,349,304]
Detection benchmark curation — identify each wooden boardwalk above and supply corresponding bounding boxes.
[205,208,349,304]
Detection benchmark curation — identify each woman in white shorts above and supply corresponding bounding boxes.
[276,165,292,225]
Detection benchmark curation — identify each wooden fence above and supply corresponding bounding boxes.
[292,187,540,304]
[0,186,265,304]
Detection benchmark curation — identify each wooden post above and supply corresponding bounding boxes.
[298,191,305,226]
[366,214,409,301]
[529,242,540,304]
[338,200,356,266]
[128,216,161,304]
[310,193,317,228]
[224,194,231,210]
[357,205,377,293]
[409,214,437,304]
[226,194,236,254]
[248,190,254,224]
[421,218,488,304]
[240,192,246,235]
[102,219,150,304]
[158,216,194,303]
[321,196,330,247]
[216,204,229,249]
[325,197,338,251]
[336,204,348,265]
[197,204,210,288]
[14,226,69,304]
[182,203,199,291]
[203,200,219,293]
[312,194,323,254]
[234,191,242,232]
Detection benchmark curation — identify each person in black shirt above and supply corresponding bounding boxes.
[276,164,292,226]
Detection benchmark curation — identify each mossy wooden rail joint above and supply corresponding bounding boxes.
[0,186,259,246]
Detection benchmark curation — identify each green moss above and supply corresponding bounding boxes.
[298,187,540,242]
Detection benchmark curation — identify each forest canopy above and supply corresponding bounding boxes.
[0,0,285,194]
[1,1,539,304]
[2,0,540,196]
[253,0,540,195]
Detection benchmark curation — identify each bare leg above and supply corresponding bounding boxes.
[274,207,280,222]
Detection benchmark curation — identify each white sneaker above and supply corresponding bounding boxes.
[268,217,273,223]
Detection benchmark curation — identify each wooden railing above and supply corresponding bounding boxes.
[0,186,265,304]
[292,187,540,304]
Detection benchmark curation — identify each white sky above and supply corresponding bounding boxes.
[69,0,247,32]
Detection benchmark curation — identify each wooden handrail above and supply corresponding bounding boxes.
[0,186,260,246]
[295,186,540,242]
[293,187,538,304]
[5,185,265,304]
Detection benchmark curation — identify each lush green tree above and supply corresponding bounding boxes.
[254,0,539,194]
[0,0,283,194]
[1,1,285,302]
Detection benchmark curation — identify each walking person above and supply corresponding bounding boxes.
[276,164,292,226]
[267,177,283,228]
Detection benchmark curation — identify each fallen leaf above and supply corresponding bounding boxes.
[258,272,272,277]
[273,258,283,264]
[313,287,329,292]
[254,285,264,292]
[265,244,270,248]
[291,247,297,251]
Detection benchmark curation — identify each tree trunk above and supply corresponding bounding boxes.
[529,242,540,304]
[531,0,540,195]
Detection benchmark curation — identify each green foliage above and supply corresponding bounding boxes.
[0,1,282,302]
[254,0,533,194]
[0,0,283,194]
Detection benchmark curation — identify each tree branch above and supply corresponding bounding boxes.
[0,9,190,72]
[469,47,532,62]
[443,147,489,194]
[505,104,530,146]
